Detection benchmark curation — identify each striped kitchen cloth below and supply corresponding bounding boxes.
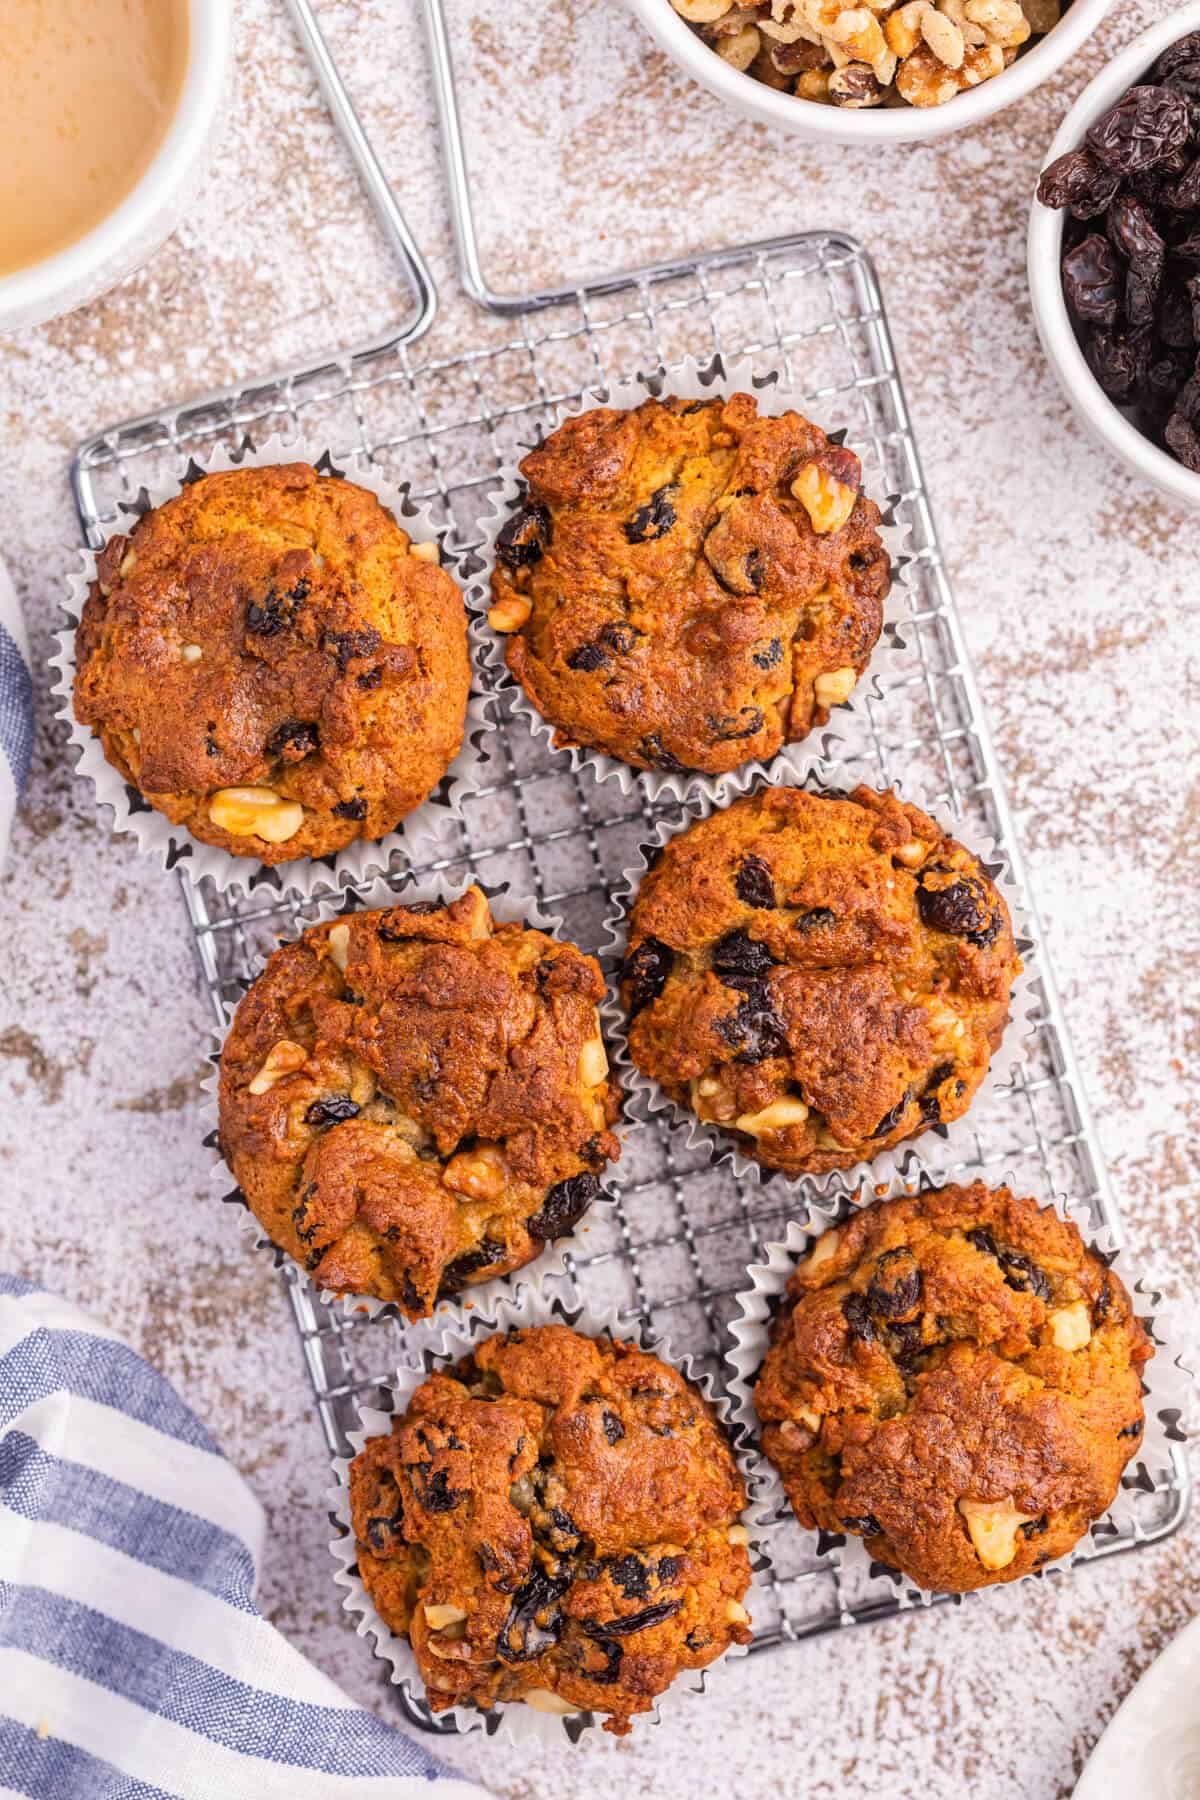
[0,1277,483,1800]
[0,559,33,866]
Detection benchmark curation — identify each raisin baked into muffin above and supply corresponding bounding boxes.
[218,886,620,1311]
[621,784,1021,1175]
[350,1324,753,1733]
[487,393,891,776]
[753,1183,1152,1592]
[74,463,470,864]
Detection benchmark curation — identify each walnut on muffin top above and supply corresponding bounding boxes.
[487,392,891,776]
[74,462,471,863]
[753,1182,1151,1591]
[350,1324,753,1733]
[218,886,620,1311]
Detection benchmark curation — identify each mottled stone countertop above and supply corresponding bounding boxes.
[1,1,1197,1796]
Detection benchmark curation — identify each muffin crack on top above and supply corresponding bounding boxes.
[218,886,620,1311]
[487,392,891,775]
[752,1183,1152,1591]
[73,462,472,863]
[349,1324,753,1733]
[621,783,1021,1174]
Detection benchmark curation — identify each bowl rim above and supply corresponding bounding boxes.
[0,0,233,319]
[1027,0,1200,506]
[623,0,1115,142]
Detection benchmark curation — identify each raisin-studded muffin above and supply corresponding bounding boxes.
[621,784,1021,1175]
[487,393,891,776]
[218,886,620,1311]
[349,1323,753,1733]
[752,1183,1152,1592]
[74,463,471,864]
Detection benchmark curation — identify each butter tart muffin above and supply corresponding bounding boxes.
[218,886,620,1311]
[74,462,471,864]
[620,784,1021,1174]
[486,392,891,775]
[349,1323,753,1733]
[752,1183,1152,1592]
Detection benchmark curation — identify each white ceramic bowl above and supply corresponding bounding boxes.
[0,0,233,334]
[623,0,1114,143]
[1028,3,1200,508]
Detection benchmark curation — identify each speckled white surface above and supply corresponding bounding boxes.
[0,2,1198,1796]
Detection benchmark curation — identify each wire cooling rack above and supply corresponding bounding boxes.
[68,0,1188,1727]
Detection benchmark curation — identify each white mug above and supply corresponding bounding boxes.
[0,0,234,334]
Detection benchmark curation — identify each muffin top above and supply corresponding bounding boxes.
[753,1183,1152,1592]
[621,785,1021,1175]
[349,1323,753,1734]
[218,886,620,1312]
[74,463,471,863]
[487,393,891,776]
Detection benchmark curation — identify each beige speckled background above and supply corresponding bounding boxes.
[1,1,1198,1795]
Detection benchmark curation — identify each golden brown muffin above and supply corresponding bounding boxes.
[218,886,620,1311]
[754,1183,1152,1592]
[349,1323,753,1733]
[74,462,471,864]
[620,784,1021,1175]
[486,392,890,775]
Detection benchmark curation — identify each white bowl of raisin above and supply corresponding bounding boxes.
[1029,6,1200,506]
[625,0,1110,142]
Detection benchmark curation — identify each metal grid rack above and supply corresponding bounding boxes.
[68,0,1188,1724]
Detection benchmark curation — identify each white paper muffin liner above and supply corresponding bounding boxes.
[200,874,621,1328]
[471,352,913,806]
[725,1173,1192,1611]
[600,758,1040,1215]
[50,433,491,900]
[328,1285,768,1744]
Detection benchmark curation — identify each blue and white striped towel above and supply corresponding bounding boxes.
[0,1277,483,1799]
[0,558,33,866]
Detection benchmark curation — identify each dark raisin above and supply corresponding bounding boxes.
[886,1317,925,1370]
[323,627,382,672]
[866,1247,923,1319]
[735,854,775,909]
[1037,148,1119,217]
[916,871,1001,947]
[638,733,689,771]
[752,637,783,669]
[498,1569,571,1662]
[714,985,789,1064]
[967,1226,999,1259]
[582,1600,682,1639]
[357,666,383,690]
[437,1237,506,1297]
[548,1506,583,1551]
[602,1410,625,1444]
[842,1292,877,1343]
[365,1498,405,1552]
[305,1095,361,1127]
[246,576,310,636]
[584,1640,625,1685]
[496,501,551,569]
[711,930,775,981]
[1166,409,1200,470]
[1158,280,1196,348]
[1061,234,1123,327]
[1086,87,1192,175]
[291,1185,320,1244]
[566,640,610,672]
[869,1093,911,1139]
[656,1555,682,1584]
[707,706,764,742]
[1117,1419,1143,1439]
[684,1631,708,1652]
[266,718,319,760]
[598,620,639,654]
[411,1465,466,1513]
[1093,1281,1113,1324]
[1086,330,1142,399]
[1019,1515,1049,1540]
[332,797,368,820]
[998,1250,1051,1301]
[605,1554,650,1599]
[621,937,674,1015]
[839,1514,882,1536]
[918,1062,956,1125]
[526,1172,599,1240]
[624,484,677,544]
[795,906,836,932]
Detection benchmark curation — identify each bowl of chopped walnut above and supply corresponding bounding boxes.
[1029,5,1200,507]
[626,0,1108,140]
